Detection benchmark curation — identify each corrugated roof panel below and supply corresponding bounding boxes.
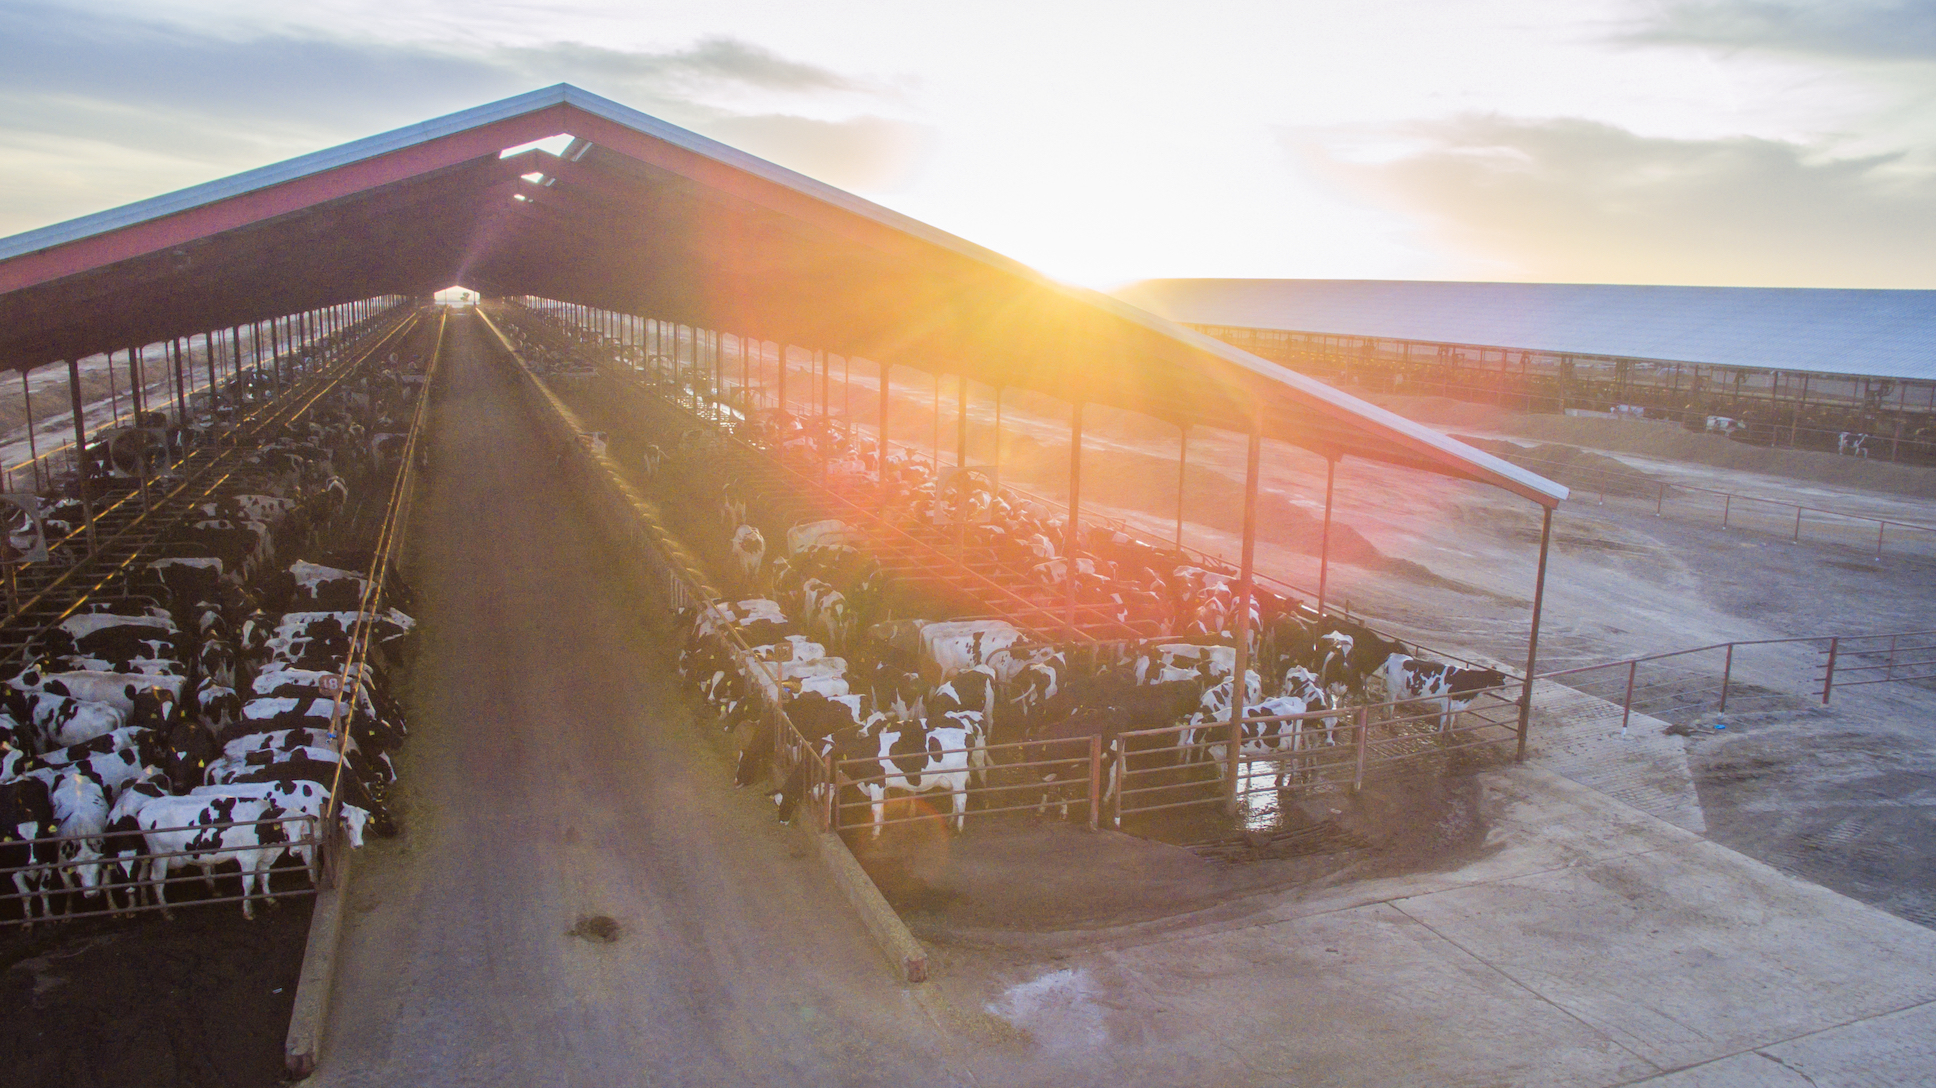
[1115,279,1936,382]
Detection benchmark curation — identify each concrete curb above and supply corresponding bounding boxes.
[284,851,355,1079]
[810,829,929,984]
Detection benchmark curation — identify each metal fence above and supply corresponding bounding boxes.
[1,815,322,925]
[315,309,444,870]
[1508,450,1936,560]
[1534,627,1936,734]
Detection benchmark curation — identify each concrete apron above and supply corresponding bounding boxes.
[945,763,1936,1087]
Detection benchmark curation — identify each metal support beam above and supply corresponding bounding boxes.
[107,347,122,426]
[204,331,219,418]
[992,386,1002,484]
[956,374,969,468]
[1226,429,1262,807]
[1175,424,1188,549]
[66,358,96,552]
[129,344,145,421]
[878,360,891,476]
[1516,505,1555,762]
[1317,457,1337,614]
[21,369,40,492]
[1066,401,1084,627]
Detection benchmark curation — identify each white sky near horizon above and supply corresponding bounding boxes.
[3,0,1935,289]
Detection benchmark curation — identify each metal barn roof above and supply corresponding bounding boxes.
[0,86,1564,506]
[1115,279,1936,382]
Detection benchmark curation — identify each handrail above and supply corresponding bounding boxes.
[320,310,444,860]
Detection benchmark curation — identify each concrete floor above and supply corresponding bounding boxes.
[311,315,1936,1086]
[933,766,1936,1087]
[310,316,963,1088]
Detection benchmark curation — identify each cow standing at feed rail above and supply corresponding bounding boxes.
[0,776,58,922]
[813,715,977,838]
[1022,705,1126,818]
[48,770,110,902]
[1277,666,1341,745]
[122,792,349,920]
[1191,696,1316,789]
[1378,655,1508,733]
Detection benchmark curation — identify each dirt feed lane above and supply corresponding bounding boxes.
[312,315,964,1088]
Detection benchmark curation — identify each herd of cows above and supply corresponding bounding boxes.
[0,347,423,924]
[517,305,1516,838]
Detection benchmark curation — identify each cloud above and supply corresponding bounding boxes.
[1292,115,1936,287]
[0,2,906,235]
[695,114,930,192]
[1630,0,1936,61]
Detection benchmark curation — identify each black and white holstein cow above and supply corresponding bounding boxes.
[1378,655,1509,733]
[1,775,57,922]
[119,790,365,920]
[802,714,978,838]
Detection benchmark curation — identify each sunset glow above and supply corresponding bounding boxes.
[4,1,1934,288]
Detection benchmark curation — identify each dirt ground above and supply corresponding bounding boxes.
[0,901,311,1088]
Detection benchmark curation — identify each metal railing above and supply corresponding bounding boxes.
[315,310,445,882]
[1532,626,1936,735]
[1,814,322,925]
[1475,447,1936,559]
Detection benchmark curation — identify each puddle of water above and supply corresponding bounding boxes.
[985,967,1109,1051]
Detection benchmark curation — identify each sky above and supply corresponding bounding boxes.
[3,0,1935,290]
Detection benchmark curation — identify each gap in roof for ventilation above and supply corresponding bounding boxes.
[499,133,574,158]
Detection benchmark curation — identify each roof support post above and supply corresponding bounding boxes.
[129,344,145,421]
[777,342,787,416]
[956,374,969,469]
[169,337,186,452]
[21,369,40,493]
[1226,428,1262,812]
[1175,424,1189,549]
[65,358,96,553]
[1066,401,1084,629]
[107,347,122,427]
[204,331,218,421]
[1317,456,1337,615]
[230,326,243,405]
[878,360,891,477]
[1516,504,1554,762]
[992,386,1002,486]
